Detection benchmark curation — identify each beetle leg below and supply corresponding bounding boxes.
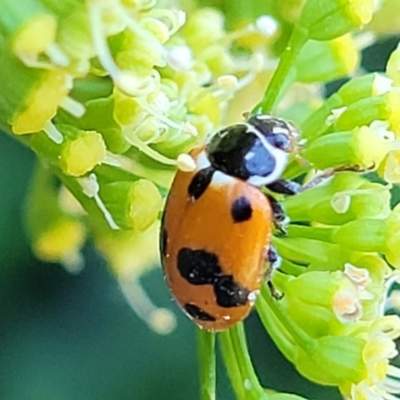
[265,245,283,300]
[300,164,374,192]
[266,195,289,235]
[266,179,301,195]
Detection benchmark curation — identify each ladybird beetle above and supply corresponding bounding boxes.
[160,115,299,331]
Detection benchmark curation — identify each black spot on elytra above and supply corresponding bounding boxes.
[214,276,249,308]
[177,248,250,309]
[188,167,215,200]
[231,196,252,223]
[184,303,216,321]
[177,248,222,284]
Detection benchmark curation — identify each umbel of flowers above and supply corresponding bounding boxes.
[2,0,400,399]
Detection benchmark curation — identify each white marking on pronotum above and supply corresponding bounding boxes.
[272,127,290,135]
[195,150,212,170]
[244,123,289,186]
[211,171,236,187]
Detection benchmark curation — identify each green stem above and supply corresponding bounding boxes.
[52,168,112,230]
[259,283,316,352]
[197,329,216,400]
[220,324,269,400]
[255,294,296,362]
[279,259,306,276]
[229,323,268,400]
[286,224,335,242]
[282,158,310,180]
[253,24,309,114]
[219,329,245,400]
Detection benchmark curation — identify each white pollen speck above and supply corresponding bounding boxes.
[177,153,196,172]
[255,15,278,37]
[248,290,259,305]
[244,379,252,390]
[223,315,231,320]
[167,46,193,71]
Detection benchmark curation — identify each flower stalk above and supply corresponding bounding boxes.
[197,329,216,400]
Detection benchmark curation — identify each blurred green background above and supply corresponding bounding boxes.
[0,17,399,400]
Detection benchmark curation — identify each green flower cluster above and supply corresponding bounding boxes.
[2,0,276,271]
[2,0,400,399]
[245,1,400,399]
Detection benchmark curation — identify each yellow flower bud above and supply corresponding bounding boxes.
[60,131,107,177]
[12,69,70,134]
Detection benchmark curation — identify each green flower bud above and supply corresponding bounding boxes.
[335,90,400,134]
[58,96,129,154]
[333,204,400,268]
[113,28,164,78]
[57,5,94,75]
[99,179,163,231]
[60,131,107,177]
[295,336,367,385]
[31,125,107,177]
[338,316,400,399]
[14,69,70,135]
[284,172,391,224]
[286,225,335,242]
[0,43,70,135]
[295,34,359,83]
[183,8,225,52]
[283,270,364,337]
[0,0,57,61]
[272,237,350,271]
[301,73,392,140]
[303,126,388,170]
[113,91,145,127]
[300,93,343,140]
[348,254,389,285]
[337,73,393,106]
[300,0,375,40]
